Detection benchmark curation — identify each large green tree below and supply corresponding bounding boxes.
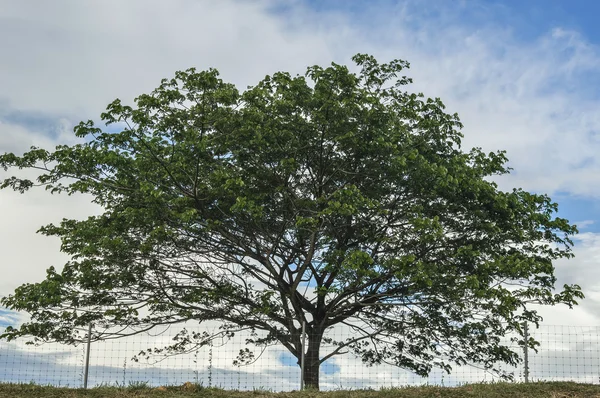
[0,54,583,390]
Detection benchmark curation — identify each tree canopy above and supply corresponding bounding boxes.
[0,54,584,389]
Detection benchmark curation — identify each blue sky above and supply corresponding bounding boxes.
[1,0,600,389]
[485,0,600,43]
[300,0,600,43]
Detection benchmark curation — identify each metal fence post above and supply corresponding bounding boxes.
[83,323,92,389]
[523,321,529,383]
[300,320,306,390]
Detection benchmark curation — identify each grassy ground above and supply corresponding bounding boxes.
[1,382,600,398]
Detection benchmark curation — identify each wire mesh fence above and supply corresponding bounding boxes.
[1,324,600,390]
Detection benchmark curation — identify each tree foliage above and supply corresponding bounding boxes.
[0,54,583,389]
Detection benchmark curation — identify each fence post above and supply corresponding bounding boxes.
[83,323,92,389]
[300,320,306,390]
[523,321,529,383]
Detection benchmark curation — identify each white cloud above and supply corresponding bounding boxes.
[0,0,341,117]
[0,120,56,154]
[575,220,595,230]
[0,186,100,296]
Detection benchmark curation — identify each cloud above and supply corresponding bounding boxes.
[0,0,341,118]
[575,220,595,230]
[0,309,20,328]
[0,185,100,297]
[0,118,64,155]
[555,233,600,315]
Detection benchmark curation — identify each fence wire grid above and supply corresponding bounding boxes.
[1,324,600,391]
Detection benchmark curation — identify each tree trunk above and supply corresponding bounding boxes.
[302,332,322,390]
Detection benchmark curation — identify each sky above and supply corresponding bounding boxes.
[1,0,600,389]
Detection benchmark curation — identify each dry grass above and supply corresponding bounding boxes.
[2,381,600,398]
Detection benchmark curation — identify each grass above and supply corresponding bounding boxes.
[1,381,600,398]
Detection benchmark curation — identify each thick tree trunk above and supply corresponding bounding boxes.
[302,332,322,390]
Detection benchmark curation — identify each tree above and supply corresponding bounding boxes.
[0,54,583,390]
